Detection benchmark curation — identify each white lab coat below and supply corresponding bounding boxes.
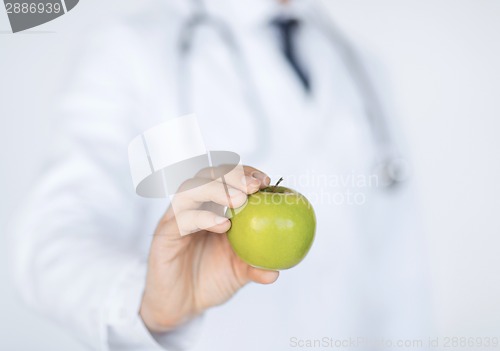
[10,0,431,350]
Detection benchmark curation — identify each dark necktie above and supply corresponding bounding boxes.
[272,17,311,92]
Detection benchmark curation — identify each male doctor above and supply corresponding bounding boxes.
[10,0,430,350]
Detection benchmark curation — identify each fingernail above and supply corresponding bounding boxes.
[251,172,271,185]
[215,216,228,225]
[263,176,271,186]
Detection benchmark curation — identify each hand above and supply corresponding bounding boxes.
[140,165,279,333]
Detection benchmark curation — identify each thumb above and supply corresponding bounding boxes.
[246,266,280,285]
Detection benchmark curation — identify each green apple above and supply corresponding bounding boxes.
[227,178,316,270]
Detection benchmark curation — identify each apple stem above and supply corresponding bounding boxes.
[274,177,284,189]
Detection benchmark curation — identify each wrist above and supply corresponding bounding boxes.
[139,295,192,333]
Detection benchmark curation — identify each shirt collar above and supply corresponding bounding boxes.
[198,0,318,31]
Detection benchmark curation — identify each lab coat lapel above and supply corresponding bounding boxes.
[240,21,318,170]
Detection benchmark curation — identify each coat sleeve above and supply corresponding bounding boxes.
[8,23,202,351]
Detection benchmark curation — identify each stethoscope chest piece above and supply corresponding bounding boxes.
[375,156,411,189]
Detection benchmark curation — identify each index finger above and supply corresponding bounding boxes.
[196,165,271,194]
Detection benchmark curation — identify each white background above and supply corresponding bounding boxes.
[1,0,500,349]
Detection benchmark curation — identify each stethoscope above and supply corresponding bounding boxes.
[176,0,409,189]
